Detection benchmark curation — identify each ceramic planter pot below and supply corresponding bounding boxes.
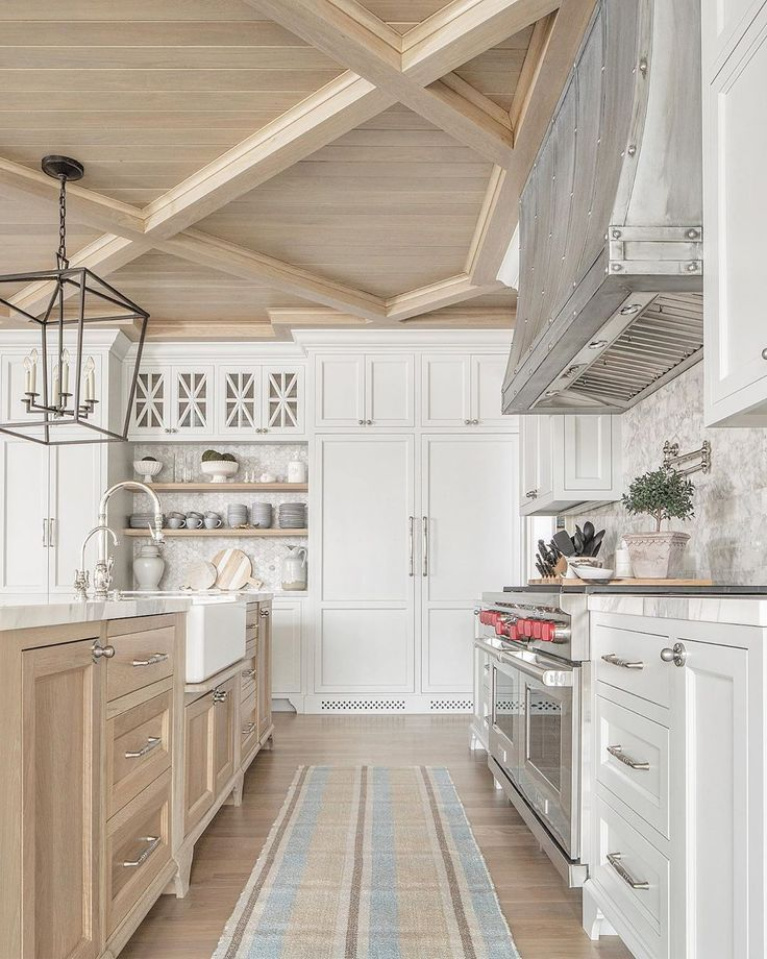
[623,531,690,578]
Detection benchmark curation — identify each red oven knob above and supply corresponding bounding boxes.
[540,621,556,642]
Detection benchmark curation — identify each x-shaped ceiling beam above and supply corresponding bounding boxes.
[1,0,593,330]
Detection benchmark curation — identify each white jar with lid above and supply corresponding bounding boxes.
[287,459,307,484]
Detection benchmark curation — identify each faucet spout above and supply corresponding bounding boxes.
[98,480,164,547]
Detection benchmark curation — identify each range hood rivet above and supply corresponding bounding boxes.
[612,229,622,238]
[687,262,699,272]
[627,145,637,156]
[611,263,623,271]
[686,228,700,239]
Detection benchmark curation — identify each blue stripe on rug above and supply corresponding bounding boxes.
[370,766,400,959]
[432,768,521,959]
[246,766,330,959]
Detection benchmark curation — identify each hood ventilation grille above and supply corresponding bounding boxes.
[567,293,703,405]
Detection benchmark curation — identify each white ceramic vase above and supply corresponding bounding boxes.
[623,531,690,578]
[133,544,165,591]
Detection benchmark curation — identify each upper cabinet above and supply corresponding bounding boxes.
[520,413,622,515]
[422,353,510,428]
[314,353,414,429]
[127,356,305,440]
[703,0,767,425]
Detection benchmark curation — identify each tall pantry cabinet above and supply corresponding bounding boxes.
[304,332,521,713]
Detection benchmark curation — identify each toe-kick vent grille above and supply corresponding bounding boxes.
[320,699,406,712]
[430,699,473,712]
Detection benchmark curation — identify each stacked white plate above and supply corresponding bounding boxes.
[129,512,164,529]
[226,503,249,527]
[278,503,307,529]
[251,503,273,528]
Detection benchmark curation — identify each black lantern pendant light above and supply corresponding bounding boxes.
[0,155,149,445]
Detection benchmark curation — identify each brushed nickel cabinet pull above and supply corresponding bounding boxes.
[260,608,270,618]
[606,852,650,890]
[123,835,161,868]
[422,516,428,577]
[607,744,650,770]
[132,652,169,667]
[125,736,162,760]
[660,643,687,667]
[242,722,256,736]
[213,688,228,703]
[601,653,644,670]
[525,489,539,499]
[408,516,415,576]
[92,642,115,662]
[242,667,256,679]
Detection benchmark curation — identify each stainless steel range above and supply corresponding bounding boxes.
[475,588,590,886]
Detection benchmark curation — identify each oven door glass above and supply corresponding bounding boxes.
[517,672,577,857]
[491,662,521,778]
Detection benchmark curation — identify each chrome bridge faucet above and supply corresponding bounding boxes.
[75,480,164,601]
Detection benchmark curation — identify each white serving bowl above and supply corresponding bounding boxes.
[200,461,239,483]
[572,565,614,582]
[133,459,162,483]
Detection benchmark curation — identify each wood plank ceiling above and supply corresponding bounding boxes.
[0,0,597,340]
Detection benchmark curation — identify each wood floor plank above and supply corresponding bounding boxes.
[120,714,631,959]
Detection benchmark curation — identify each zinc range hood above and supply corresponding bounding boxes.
[502,0,703,416]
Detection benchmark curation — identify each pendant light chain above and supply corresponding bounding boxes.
[57,175,69,269]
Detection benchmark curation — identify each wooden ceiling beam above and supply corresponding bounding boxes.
[249,0,515,166]
[467,0,597,284]
[385,273,505,321]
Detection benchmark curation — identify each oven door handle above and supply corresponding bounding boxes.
[499,651,574,687]
[474,638,502,662]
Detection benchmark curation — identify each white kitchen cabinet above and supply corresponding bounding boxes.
[420,435,519,693]
[703,1,767,425]
[0,439,103,599]
[272,598,303,695]
[520,413,622,515]
[585,613,757,959]
[314,353,414,429]
[316,434,416,692]
[218,365,304,437]
[422,353,510,428]
[130,365,214,438]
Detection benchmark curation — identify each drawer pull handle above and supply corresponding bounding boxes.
[242,722,256,736]
[601,653,644,670]
[242,667,256,679]
[125,736,162,760]
[132,652,169,668]
[123,835,161,869]
[606,852,650,890]
[213,689,229,703]
[607,744,650,770]
[260,608,270,618]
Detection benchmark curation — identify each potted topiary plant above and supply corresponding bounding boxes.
[621,466,695,578]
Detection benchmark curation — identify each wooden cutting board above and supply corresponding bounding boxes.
[182,560,217,591]
[211,548,263,590]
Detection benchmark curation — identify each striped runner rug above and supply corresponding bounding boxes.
[213,765,521,959]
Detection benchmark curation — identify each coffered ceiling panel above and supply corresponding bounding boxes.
[0,9,344,204]
[453,26,536,110]
[195,107,493,298]
[353,1,459,28]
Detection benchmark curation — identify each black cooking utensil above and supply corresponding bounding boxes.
[573,530,585,555]
[583,520,595,541]
[552,530,575,556]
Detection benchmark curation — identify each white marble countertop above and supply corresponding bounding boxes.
[0,589,274,632]
[588,593,767,627]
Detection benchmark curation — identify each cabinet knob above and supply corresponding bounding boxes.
[358,420,364,426]
[660,642,687,667]
[464,419,471,425]
[366,419,373,426]
[472,419,479,425]
[525,489,539,499]
[213,688,228,703]
[763,348,767,360]
[92,642,116,662]
[260,608,270,618]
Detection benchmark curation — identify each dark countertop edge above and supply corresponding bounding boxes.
[503,585,767,596]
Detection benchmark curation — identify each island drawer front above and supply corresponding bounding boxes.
[592,795,670,959]
[107,689,173,819]
[241,690,258,758]
[107,626,175,701]
[246,607,260,628]
[241,653,257,700]
[596,693,670,839]
[593,624,673,709]
[106,770,172,937]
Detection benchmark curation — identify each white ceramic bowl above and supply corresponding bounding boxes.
[133,459,162,483]
[572,565,614,582]
[200,461,238,484]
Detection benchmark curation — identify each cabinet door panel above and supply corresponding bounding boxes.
[315,354,365,428]
[183,694,216,837]
[219,368,261,434]
[22,639,102,959]
[319,436,415,602]
[423,608,474,692]
[48,445,103,594]
[366,354,414,427]
[319,608,413,691]
[173,367,213,435]
[263,367,304,435]
[421,355,470,427]
[562,415,615,491]
[213,676,236,798]
[272,601,301,695]
[130,367,169,436]
[471,354,509,426]
[0,439,49,594]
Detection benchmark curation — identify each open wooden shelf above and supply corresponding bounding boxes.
[142,483,308,493]
[123,528,308,538]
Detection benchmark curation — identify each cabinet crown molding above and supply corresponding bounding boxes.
[292,329,513,350]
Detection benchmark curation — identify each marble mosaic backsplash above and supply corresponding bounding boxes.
[562,362,767,584]
[128,443,308,591]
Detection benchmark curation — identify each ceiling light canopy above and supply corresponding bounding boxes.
[0,155,149,445]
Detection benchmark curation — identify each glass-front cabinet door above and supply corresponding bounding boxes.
[262,367,304,435]
[131,367,170,437]
[219,368,262,435]
[173,366,213,436]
